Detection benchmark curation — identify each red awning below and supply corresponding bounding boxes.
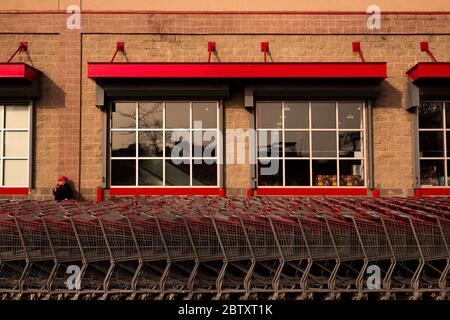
[0,63,40,81]
[88,62,387,79]
[407,62,450,82]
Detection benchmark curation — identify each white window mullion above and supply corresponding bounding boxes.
[309,102,313,187]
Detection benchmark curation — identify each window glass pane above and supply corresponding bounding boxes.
[193,160,217,186]
[138,160,163,186]
[111,131,136,157]
[193,102,217,129]
[0,106,3,128]
[419,102,443,128]
[138,102,163,129]
[419,131,443,157]
[284,102,309,129]
[312,160,337,186]
[258,159,283,186]
[4,132,28,157]
[285,160,310,186]
[339,160,364,186]
[448,132,450,157]
[312,131,337,157]
[138,131,163,157]
[256,102,282,129]
[111,160,136,186]
[192,130,217,158]
[112,102,136,129]
[284,131,309,157]
[5,105,28,129]
[311,102,336,129]
[258,130,281,158]
[165,130,190,157]
[165,160,190,186]
[339,132,362,158]
[338,102,362,129]
[166,102,190,128]
[4,160,28,186]
[420,160,445,186]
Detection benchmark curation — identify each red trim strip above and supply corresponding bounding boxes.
[256,188,368,196]
[0,187,29,195]
[109,187,226,196]
[88,62,387,79]
[407,62,450,82]
[415,188,450,196]
[1,10,450,15]
[0,63,40,81]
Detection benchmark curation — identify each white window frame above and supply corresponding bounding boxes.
[417,100,450,187]
[256,101,367,188]
[0,102,32,188]
[110,100,222,188]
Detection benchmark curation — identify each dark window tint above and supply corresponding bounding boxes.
[258,159,283,186]
[111,160,135,185]
[419,102,443,128]
[419,131,444,157]
[285,160,310,186]
[165,131,190,157]
[192,160,217,186]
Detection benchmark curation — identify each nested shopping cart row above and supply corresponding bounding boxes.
[0,196,449,300]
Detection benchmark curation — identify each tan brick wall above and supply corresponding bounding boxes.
[1,13,450,198]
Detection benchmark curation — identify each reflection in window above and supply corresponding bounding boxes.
[110,101,219,187]
[284,131,309,157]
[420,160,445,186]
[139,160,163,186]
[256,101,365,187]
[339,132,362,158]
[418,101,450,186]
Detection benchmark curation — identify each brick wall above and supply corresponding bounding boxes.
[1,13,450,199]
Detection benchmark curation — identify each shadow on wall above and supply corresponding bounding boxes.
[375,80,403,109]
[39,73,65,108]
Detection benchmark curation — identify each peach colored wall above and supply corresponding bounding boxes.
[1,0,450,12]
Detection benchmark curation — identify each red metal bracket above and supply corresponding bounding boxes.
[260,42,269,63]
[7,41,28,63]
[110,41,125,63]
[352,42,365,63]
[420,42,438,63]
[207,41,216,63]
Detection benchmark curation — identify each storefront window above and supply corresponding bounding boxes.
[110,101,219,187]
[418,101,450,186]
[256,101,365,187]
[0,104,31,187]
